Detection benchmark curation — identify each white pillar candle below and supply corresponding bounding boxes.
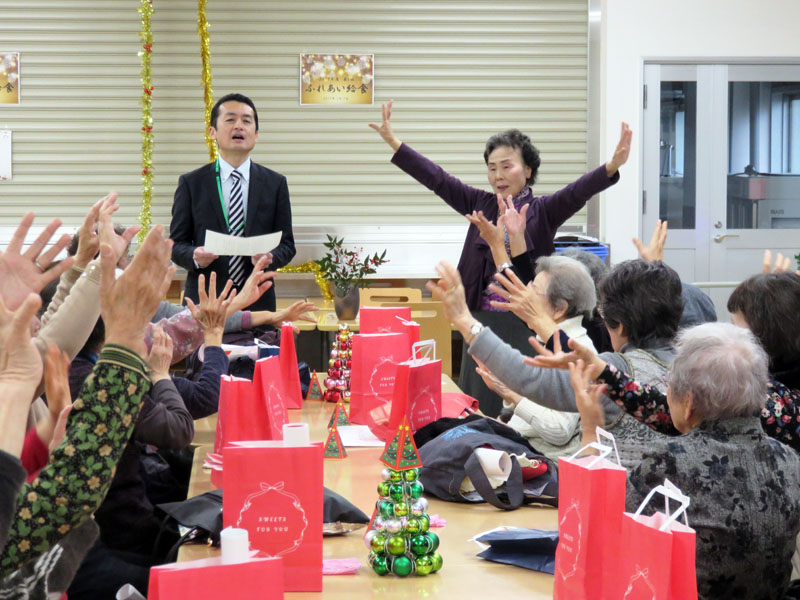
[283,422,310,446]
[220,526,250,565]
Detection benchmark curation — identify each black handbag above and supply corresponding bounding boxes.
[418,417,558,510]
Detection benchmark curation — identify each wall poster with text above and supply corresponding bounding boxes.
[0,53,20,105]
[300,53,373,105]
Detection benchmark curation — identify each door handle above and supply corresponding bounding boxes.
[713,234,740,243]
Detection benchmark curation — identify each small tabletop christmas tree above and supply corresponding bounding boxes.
[364,417,443,577]
[323,323,352,403]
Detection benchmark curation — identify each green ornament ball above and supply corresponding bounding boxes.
[410,534,432,556]
[393,501,409,517]
[406,480,424,499]
[379,500,395,518]
[405,517,421,534]
[403,468,419,482]
[377,481,391,497]
[370,533,387,554]
[427,531,440,552]
[418,515,430,532]
[389,469,403,482]
[386,535,406,556]
[388,483,405,501]
[391,555,414,577]
[431,552,443,572]
[372,554,390,576]
[415,554,434,576]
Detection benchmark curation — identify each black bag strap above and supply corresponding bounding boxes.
[464,452,524,510]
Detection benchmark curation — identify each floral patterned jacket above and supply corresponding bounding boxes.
[0,345,151,576]
[598,363,800,451]
[626,417,800,600]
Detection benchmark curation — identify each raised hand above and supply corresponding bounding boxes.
[465,210,505,249]
[425,261,474,334]
[100,225,175,357]
[498,194,529,239]
[146,326,174,383]
[761,249,793,274]
[98,197,140,267]
[225,254,274,315]
[606,122,632,176]
[525,331,605,379]
[368,99,402,151]
[489,268,557,340]
[0,213,75,311]
[74,194,115,268]
[186,272,237,347]
[474,358,524,406]
[633,219,668,263]
[40,344,73,451]
[276,300,318,325]
[569,359,608,441]
[0,292,43,388]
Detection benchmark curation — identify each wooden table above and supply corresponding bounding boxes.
[181,388,557,598]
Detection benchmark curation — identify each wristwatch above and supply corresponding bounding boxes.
[467,321,484,345]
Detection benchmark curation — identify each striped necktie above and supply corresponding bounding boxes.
[227,169,245,287]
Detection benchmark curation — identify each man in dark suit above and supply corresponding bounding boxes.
[169,93,295,312]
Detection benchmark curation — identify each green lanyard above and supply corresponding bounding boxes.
[215,158,244,233]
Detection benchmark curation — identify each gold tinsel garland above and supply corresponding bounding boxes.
[197,0,217,162]
[277,262,333,303]
[136,0,155,243]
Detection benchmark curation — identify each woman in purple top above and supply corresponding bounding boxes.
[369,100,632,311]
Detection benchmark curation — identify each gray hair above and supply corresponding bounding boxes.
[558,247,609,287]
[535,255,597,319]
[668,323,768,421]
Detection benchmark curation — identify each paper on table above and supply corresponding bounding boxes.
[336,424,385,447]
[204,230,282,257]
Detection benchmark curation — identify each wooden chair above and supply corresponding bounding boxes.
[379,301,452,377]
[360,287,422,306]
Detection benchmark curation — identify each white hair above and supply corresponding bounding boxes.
[535,255,597,319]
[668,323,768,420]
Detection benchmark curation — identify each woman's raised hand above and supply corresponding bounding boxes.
[606,121,632,176]
[368,99,402,151]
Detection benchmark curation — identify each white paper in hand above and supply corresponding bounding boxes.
[204,230,282,256]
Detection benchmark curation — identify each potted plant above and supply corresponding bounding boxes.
[316,235,389,319]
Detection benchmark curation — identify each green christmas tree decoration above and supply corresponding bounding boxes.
[327,401,351,429]
[379,416,423,470]
[305,371,323,400]
[323,424,347,459]
[363,463,443,577]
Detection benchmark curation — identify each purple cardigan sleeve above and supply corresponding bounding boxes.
[538,164,619,230]
[390,143,495,215]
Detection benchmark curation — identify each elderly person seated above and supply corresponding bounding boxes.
[428,258,683,467]
[475,255,597,458]
[573,322,800,600]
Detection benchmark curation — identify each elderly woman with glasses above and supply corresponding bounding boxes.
[474,255,598,458]
[573,323,800,600]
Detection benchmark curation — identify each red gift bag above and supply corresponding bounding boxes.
[214,376,271,454]
[348,332,406,425]
[554,428,627,600]
[148,555,284,599]
[383,340,442,440]
[614,480,697,600]
[253,356,289,440]
[359,306,412,334]
[223,441,323,592]
[278,322,303,409]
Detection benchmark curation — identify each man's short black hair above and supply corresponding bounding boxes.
[210,93,259,131]
[483,129,541,186]
[598,259,684,346]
